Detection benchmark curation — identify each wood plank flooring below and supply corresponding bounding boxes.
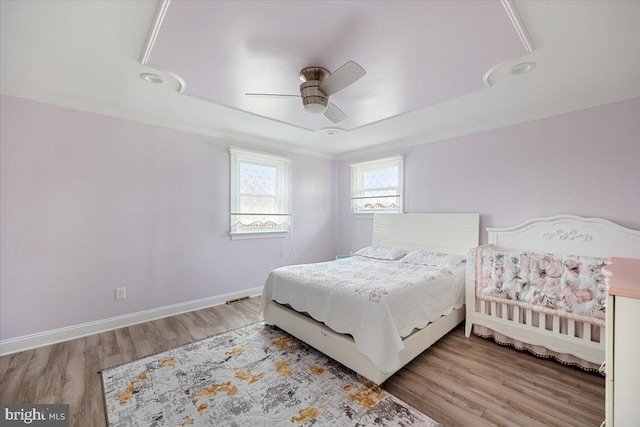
[0,297,605,426]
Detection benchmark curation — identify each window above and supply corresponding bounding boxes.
[350,156,403,215]
[230,148,292,239]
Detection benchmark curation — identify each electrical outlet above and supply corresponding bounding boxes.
[115,287,126,300]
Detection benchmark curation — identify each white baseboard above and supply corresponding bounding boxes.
[0,287,263,357]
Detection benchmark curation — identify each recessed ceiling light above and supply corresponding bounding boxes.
[510,62,536,75]
[316,127,346,136]
[140,73,164,84]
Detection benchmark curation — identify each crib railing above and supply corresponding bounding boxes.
[466,289,605,365]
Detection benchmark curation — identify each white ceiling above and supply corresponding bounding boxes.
[1,1,639,159]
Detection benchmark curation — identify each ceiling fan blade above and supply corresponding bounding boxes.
[324,102,347,123]
[319,61,366,96]
[245,93,300,99]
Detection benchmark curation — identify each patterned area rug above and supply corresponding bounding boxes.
[101,322,441,426]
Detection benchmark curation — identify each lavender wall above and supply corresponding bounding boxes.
[0,95,337,340]
[336,97,640,254]
[2,95,639,341]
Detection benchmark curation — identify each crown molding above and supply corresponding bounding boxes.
[501,0,535,53]
[484,1,535,88]
[138,1,187,94]
[139,0,171,65]
[0,86,336,160]
[3,85,637,163]
[336,90,640,161]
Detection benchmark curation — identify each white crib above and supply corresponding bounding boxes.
[465,215,640,369]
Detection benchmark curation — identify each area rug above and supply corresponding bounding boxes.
[101,322,441,426]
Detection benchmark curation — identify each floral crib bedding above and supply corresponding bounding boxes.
[470,246,608,326]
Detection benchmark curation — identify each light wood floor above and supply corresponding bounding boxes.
[0,297,605,426]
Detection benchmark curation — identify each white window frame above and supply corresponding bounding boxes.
[350,155,403,217]
[230,147,292,240]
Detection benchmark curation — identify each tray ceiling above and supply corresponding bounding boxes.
[147,1,526,130]
[1,1,639,158]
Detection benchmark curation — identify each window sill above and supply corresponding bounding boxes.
[352,211,402,219]
[230,231,289,240]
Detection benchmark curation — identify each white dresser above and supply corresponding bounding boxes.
[604,257,640,427]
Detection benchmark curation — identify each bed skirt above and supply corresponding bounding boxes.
[473,324,602,373]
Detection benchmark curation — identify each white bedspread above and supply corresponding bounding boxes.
[259,255,465,373]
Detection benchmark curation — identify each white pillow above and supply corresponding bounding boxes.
[401,249,466,269]
[354,246,408,260]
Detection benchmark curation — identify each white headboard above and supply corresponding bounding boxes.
[488,215,640,259]
[372,213,479,254]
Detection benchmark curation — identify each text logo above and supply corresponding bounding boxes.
[1,405,69,426]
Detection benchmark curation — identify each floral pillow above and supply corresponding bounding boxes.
[401,249,465,269]
[354,246,408,260]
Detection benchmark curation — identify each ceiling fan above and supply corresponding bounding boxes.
[246,60,366,124]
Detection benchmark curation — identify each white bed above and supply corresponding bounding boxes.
[465,215,640,370]
[261,213,479,384]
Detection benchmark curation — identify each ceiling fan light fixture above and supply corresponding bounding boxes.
[303,102,328,114]
[300,80,328,113]
[510,62,536,75]
[245,60,364,123]
[300,67,330,83]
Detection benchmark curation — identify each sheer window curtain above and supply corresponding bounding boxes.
[229,148,292,239]
[350,156,403,215]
